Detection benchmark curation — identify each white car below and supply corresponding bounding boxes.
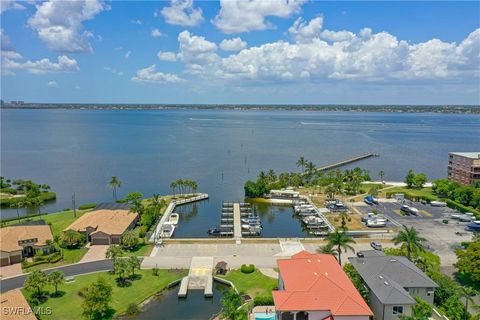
[370,242,382,250]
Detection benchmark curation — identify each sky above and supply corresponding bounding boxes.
[0,0,479,105]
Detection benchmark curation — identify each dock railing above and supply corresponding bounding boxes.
[149,193,209,243]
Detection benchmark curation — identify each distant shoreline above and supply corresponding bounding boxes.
[1,104,480,114]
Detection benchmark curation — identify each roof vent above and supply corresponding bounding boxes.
[379,275,384,279]
[317,259,321,263]
[307,259,311,263]
[384,281,389,286]
[314,272,318,276]
[324,272,328,276]
[390,259,397,262]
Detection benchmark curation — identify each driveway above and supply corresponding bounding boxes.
[80,245,109,263]
[0,263,23,279]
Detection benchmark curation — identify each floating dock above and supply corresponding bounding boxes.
[316,153,378,172]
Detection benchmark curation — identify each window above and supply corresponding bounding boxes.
[427,288,433,296]
[393,306,404,315]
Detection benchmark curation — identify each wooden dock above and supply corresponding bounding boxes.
[233,203,242,239]
[150,193,209,243]
[316,153,377,171]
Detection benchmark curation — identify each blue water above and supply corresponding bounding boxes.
[255,312,276,320]
[1,109,479,236]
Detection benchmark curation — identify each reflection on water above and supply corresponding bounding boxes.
[131,282,227,320]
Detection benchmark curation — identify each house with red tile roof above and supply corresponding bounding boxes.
[273,251,373,320]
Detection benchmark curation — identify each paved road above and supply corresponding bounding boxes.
[0,259,113,293]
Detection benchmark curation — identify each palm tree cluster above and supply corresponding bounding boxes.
[24,270,65,297]
[296,157,316,175]
[169,179,198,196]
[393,225,426,260]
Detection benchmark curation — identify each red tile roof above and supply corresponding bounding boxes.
[273,251,373,316]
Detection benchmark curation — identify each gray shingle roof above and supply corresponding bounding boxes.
[348,251,438,305]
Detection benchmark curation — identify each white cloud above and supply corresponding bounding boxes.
[75,85,81,89]
[130,19,142,25]
[124,50,131,59]
[131,64,183,84]
[288,16,323,41]
[164,24,480,84]
[28,0,107,53]
[0,0,26,14]
[157,51,178,61]
[220,37,247,51]
[320,29,355,42]
[177,30,218,64]
[3,55,79,75]
[161,0,203,26]
[151,28,163,37]
[47,80,58,87]
[104,67,123,76]
[213,0,307,34]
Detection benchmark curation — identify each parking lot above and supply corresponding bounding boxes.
[354,199,474,269]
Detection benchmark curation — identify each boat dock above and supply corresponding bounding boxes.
[233,203,242,238]
[316,153,378,171]
[150,193,209,243]
[178,256,214,298]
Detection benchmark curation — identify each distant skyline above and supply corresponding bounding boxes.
[1,0,479,105]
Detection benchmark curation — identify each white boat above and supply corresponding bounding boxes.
[451,214,461,220]
[242,224,262,232]
[430,201,447,207]
[366,218,387,228]
[169,213,179,226]
[160,222,175,238]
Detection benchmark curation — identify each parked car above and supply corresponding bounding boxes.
[370,242,383,250]
[401,205,411,215]
[356,251,365,258]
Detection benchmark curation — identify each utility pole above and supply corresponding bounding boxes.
[72,193,76,218]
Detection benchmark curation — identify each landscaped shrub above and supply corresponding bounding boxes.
[78,203,96,210]
[240,264,255,274]
[446,199,480,217]
[152,267,159,276]
[253,296,274,306]
[126,303,140,315]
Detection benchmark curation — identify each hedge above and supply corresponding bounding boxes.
[385,191,437,202]
[240,264,255,274]
[253,296,274,306]
[78,203,96,210]
[23,253,62,268]
[446,199,480,218]
[0,192,56,207]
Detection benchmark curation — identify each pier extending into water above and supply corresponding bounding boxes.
[315,153,378,172]
[150,193,209,243]
[233,203,242,239]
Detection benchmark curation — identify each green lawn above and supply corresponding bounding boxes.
[387,187,438,199]
[123,242,154,257]
[22,269,187,320]
[219,269,277,298]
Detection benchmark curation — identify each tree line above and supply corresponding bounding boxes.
[244,156,371,198]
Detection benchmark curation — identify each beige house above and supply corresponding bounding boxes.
[0,289,37,320]
[0,225,53,266]
[64,209,138,245]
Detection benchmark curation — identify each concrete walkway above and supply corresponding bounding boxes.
[258,268,279,279]
[80,245,109,263]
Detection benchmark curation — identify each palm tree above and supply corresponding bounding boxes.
[393,225,426,260]
[170,181,177,197]
[305,161,316,175]
[296,157,307,173]
[10,201,23,221]
[267,169,276,183]
[24,270,48,297]
[106,245,124,273]
[108,176,121,201]
[316,243,339,256]
[326,230,356,265]
[48,270,65,295]
[379,170,385,183]
[258,171,267,183]
[460,287,476,320]
[151,194,164,214]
